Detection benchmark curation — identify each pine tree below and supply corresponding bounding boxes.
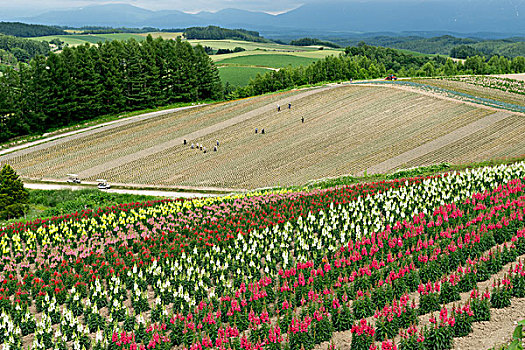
[0,164,29,220]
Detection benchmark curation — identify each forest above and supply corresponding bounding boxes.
[231,44,525,98]
[0,36,222,142]
[0,34,51,63]
[329,35,525,58]
[0,21,66,37]
[184,26,271,43]
[289,37,341,48]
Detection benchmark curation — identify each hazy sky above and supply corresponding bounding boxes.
[0,0,308,15]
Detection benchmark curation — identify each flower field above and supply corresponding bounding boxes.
[445,76,525,96]
[411,77,525,109]
[1,162,525,349]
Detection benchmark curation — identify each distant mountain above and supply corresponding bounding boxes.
[275,0,525,34]
[24,4,156,28]
[16,1,525,36]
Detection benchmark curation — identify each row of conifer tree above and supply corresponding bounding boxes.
[0,36,222,142]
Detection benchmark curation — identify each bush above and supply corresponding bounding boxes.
[0,164,28,220]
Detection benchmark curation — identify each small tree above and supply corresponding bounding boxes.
[0,164,29,220]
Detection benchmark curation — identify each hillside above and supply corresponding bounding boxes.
[2,83,524,190]
[0,21,65,37]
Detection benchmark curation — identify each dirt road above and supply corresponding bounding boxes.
[23,183,215,198]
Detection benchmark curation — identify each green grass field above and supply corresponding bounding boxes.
[215,54,319,69]
[186,39,312,52]
[218,66,271,87]
[29,33,146,46]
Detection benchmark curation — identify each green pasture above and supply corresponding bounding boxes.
[215,54,319,69]
[186,39,312,52]
[138,32,183,39]
[211,49,340,62]
[29,33,146,46]
[218,66,271,87]
[29,35,89,46]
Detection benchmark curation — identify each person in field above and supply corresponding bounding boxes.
[288,103,291,109]
[262,129,265,134]
[277,105,280,112]
[184,139,187,145]
[214,146,218,152]
[203,147,207,153]
[191,143,195,149]
[216,140,219,146]
[301,116,304,123]
[255,128,258,134]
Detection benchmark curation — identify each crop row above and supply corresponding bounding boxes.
[443,76,525,96]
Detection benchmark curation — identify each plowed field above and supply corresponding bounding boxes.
[1,84,522,190]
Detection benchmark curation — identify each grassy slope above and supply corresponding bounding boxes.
[218,66,271,87]
[0,189,161,226]
[29,33,147,46]
[214,54,318,69]
[211,48,339,62]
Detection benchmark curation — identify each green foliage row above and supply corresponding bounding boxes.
[0,34,51,63]
[216,46,246,55]
[0,35,223,142]
[230,44,525,99]
[184,26,271,43]
[0,21,66,37]
[27,188,160,218]
[289,37,341,48]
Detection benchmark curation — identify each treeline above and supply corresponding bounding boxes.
[231,44,525,98]
[289,37,340,48]
[68,26,161,34]
[184,26,271,43]
[216,47,246,55]
[0,22,66,37]
[328,35,525,59]
[394,35,525,59]
[0,36,222,142]
[0,34,50,62]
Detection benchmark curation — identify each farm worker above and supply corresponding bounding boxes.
[184,139,187,145]
[200,145,203,150]
[203,147,207,153]
[216,140,220,146]
[288,103,292,109]
[191,143,195,149]
[301,117,304,123]
[214,146,218,152]
[262,129,265,134]
[277,105,280,112]
[255,128,258,134]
